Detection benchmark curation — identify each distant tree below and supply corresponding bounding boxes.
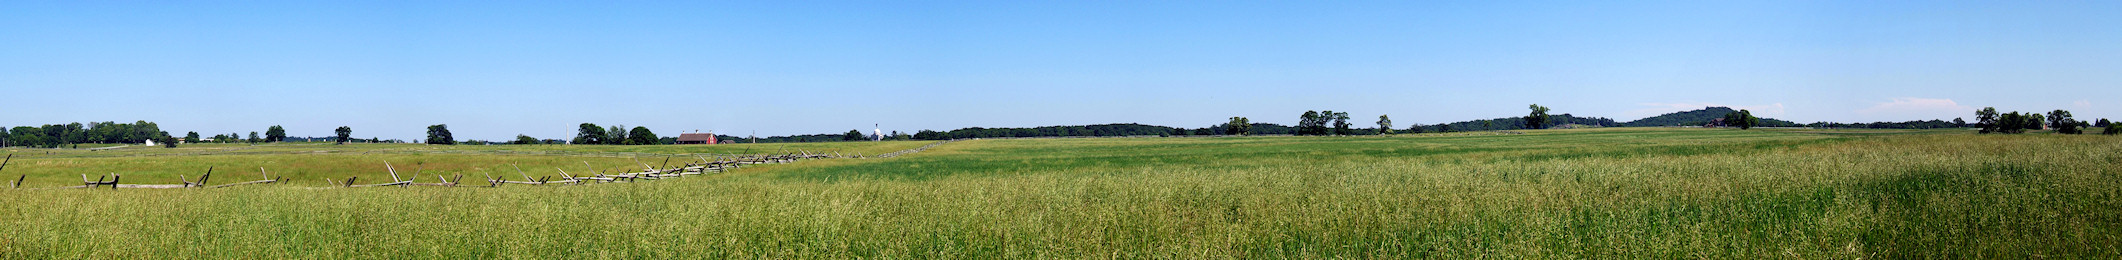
[913,130,945,140]
[1997,112,2024,134]
[1976,107,1999,133]
[2098,118,2112,128]
[2049,110,2080,134]
[1226,117,1251,135]
[1405,123,1425,134]
[628,126,658,145]
[1377,115,1394,134]
[574,123,606,144]
[1298,111,1326,135]
[369,138,380,143]
[1525,104,1550,129]
[1481,121,1493,131]
[606,125,627,145]
[334,126,352,145]
[2024,114,2044,133]
[248,132,262,143]
[1438,123,1453,133]
[514,135,540,145]
[265,125,286,142]
[185,131,201,143]
[844,130,865,141]
[1330,111,1351,135]
[2106,124,2121,135]
[159,132,177,148]
[425,124,456,145]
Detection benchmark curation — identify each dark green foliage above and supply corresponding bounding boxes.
[248,132,261,143]
[1,121,165,147]
[1976,107,2000,133]
[1330,112,1352,135]
[1298,111,1329,135]
[606,125,627,145]
[265,125,286,142]
[914,130,945,140]
[2097,118,2111,128]
[185,132,200,143]
[1722,110,1759,129]
[334,127,352,145]
[1807,120,1962,129]
[2105,124,2120,135]
[1526,104,1550,129]
[1377,115,1394,134]
[513,135,540,145]
[425,124,455,145]
[627,126,658,145]
[844,130,866,141]
[1624,107,1795,127]
[574,123,606,145]
[1225,117,1251,135]
[2048,110,2081,134]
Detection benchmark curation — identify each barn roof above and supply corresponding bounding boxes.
[676,133,717,142]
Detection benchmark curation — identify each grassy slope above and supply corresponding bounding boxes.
[2,128,2117,258]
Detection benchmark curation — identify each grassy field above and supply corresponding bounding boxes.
[2,128,2117,258]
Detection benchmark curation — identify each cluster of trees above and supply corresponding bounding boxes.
[570,123,664,145]
[1720,110,1761,129]
[2,121,167,148]
[1975,107,2106,135]
[908,123,1181,140]
[1805,120,1964,129]
[1621,107,1797,127]
[1296,111,1353,135]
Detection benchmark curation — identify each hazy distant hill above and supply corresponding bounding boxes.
[1620,107,1798,127]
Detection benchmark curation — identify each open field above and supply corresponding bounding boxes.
[2,128,2118,258]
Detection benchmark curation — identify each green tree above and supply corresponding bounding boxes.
[514,135,540,145]
[334,126,352,145]
[574,123,606,144]
[1975,107,1999,133]
[606,125,627,145]
[184,131,200,143]
[1298,111,1325,135]
[426,124,456,145]
[1330,111,1351,135]
[2106,124,2120,135]
[1226,117,1251,135]
[843,129,865,141]
[1376,115,1394,134]
[248,132,262,143]
[2049,110,2081,134]
[1525,104,1550,129]
[265,125,286,142]
[159,132,177,148]
[627,126,658,145]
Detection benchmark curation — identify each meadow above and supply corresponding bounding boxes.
[1,128,2116,258]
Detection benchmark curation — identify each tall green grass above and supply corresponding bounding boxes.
[2,128,2116,258]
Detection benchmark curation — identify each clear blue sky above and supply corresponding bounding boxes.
[5,1,2118,140]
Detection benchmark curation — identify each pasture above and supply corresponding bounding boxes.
[1,128,2116,258]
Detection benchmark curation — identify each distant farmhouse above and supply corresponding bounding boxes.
[675,133,718,145]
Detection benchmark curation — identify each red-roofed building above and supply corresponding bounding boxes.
[675,133,718,145]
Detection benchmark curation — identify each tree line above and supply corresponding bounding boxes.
[1975,107,2111,135]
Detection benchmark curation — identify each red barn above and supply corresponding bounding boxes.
[675,133,718,145]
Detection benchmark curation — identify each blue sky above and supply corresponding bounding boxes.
[4,1,2118,140]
